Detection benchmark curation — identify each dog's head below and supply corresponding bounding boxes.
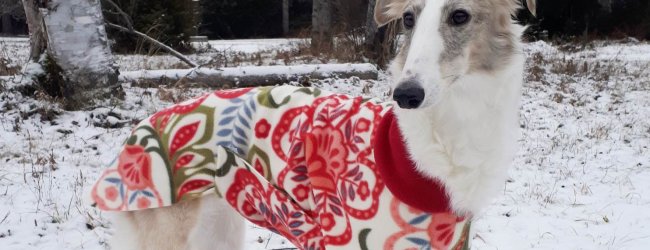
[376,0,536,110]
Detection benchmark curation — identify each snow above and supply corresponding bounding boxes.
[119,63,378,83]
[0,37,30,68]
[1,37,650,250]
[0,37,29,42]
[193,38,308,54]
[473,41,650,250]
[113,41,317,71]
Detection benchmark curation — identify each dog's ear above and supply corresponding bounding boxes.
[374,0,408,27]
[525,0,537,17]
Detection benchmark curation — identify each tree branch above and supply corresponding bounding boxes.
[119,64,379,88]
[101,0,198,68]
[101,0,134,31]
[106,22,198,68]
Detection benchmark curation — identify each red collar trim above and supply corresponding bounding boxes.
[374,110,452,214]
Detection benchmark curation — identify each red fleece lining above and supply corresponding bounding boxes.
[374,110,452,214]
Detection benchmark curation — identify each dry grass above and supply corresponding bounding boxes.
[0,39,27,76]
[0,58,20,76]
[0,41,21,76]
[527,52,546,82]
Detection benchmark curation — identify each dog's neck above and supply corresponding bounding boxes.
[392,59,523,215]
[375,110,455,215]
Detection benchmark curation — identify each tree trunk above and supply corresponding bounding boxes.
[598,0,612,13]
[1,14,13,34]
[282,0,289,36]
[120,64,379,88]
[21,0,46,61]
[311,0,333,54]
[364,0,381,65]
[20,0,119,110]
[364,0,378,48]
[364,0,397,69]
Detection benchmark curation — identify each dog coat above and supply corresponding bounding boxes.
[91,86,470,250]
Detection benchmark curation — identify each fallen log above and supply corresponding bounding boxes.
[119,64,378,88]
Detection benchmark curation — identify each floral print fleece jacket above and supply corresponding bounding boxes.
[91,85,471,250]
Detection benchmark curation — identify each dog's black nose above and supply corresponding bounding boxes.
[393,83,425,109]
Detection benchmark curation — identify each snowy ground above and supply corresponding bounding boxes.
[0,37,316,72]
[474,41,650,249]
[0,38,649,250]
[194,38,308,54]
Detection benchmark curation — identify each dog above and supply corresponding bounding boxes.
[90,0,536,249]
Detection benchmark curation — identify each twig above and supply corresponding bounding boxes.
[105,22,198,68]
[265,233,272,248]
[100,0,198,68]
[0,211,9,224]
[101,0,134,32]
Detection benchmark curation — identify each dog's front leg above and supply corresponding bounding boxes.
[108,194,245,250]
[187,194,246,250]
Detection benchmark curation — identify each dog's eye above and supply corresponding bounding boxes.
[403,12,415,29]
[450,9,470,26]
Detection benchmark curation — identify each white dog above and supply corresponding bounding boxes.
[91,0,536,249]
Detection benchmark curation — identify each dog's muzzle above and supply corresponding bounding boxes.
[393,81,425,109]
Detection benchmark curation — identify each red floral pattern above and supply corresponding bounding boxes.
[385,197,469,250]
[91,86,470,250]
[117,145,153,190]
[292,184,311,202]
[268,95,388,247]
[223,167,324,249]
[255,119,271,138]
[168,121,200,157]
[307,126,349,180]
[177,179,213,200]
[105,186,118,201]
[215,87,253,99]
[357,181,370,200]
[319,212,336,231]
[149,93,208,134]
[137,197,151,209]
[173,154,194,173]
[356,118,371,133]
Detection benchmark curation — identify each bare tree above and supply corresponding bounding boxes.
[282,0,289,35]
[101,0,198,67]
[21,0,47,61]
[598,0,612,13]
[1,0,24,34]
[365,0,379,52]
[0,0,24,17]
[311,0,333,54]
[364,0,399,68]
[20,0,119,110]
